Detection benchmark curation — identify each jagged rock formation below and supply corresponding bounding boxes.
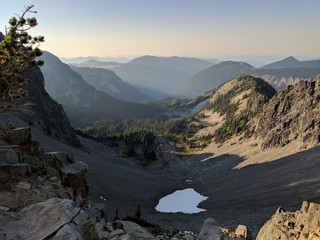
[0,127,96,239]
[252,68,320,91]
[255,76,320,149]
[257,201,320,240]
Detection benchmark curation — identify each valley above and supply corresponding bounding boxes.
[1,5,320,238]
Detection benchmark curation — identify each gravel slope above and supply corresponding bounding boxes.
[8,120,320,237]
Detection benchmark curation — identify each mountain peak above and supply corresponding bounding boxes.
[283,56,298,62]
[261,56,300,69]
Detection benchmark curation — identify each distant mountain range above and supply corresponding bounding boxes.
[72,55,216,99]
[171,61,255,98]
[39,52,163,127]
[172,57,320,98]
[71,66,151,102]
[60,56,130,64]
[260,56,320,69]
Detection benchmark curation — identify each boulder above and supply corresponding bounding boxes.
[45,152,74,168]
[2,127,31,145]
[114,220,157,240]
[196,218,222,240]
[234,224,249,239]
[0,148,19,164]
[16,181,32,190]
[62,161,88,197]
[78,220,99,240]
[51,223,83,240]
[109,229,126,239]
[3,198,80,240]
[9,163,31,176]
[95,219,110,239]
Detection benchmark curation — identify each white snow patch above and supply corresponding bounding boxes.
[155,188,208,214]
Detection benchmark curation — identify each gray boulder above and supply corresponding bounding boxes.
[51,223,83,240]
[113,220,156,240]
[196,218,222,240]
[3,198,80,239]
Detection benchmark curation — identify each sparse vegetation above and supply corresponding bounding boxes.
[208,75,276,143]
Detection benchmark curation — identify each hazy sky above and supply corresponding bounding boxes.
[0,0,319,60]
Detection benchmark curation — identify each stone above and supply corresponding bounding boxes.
[62,161,88,197]
[46,166,60,177]
[96,219,110,239]
[234,224,249,238]
[73,209,89,226]
[0,206,10,213]
[109,229,126,239]
[0,148,19,164]
[45,151,74,168]
[9,163,31,176]
[78,220,99,240]
[3,198,80,240]
[51,223,83,240]
[75,191,84,207]
[3,127,31,145]
[16,181,32,190]
[196,218,222,240]
[114,220,156,240]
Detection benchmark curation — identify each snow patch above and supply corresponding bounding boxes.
[155,188,208,214]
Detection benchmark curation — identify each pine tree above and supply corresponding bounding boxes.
[0,5,44,113]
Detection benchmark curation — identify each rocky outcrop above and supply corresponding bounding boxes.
[255,76,320,149]
[111,220,156,240]
[21,67,81,147]
[257,201,320,240]
[0,127,94,239]
[2,198,80,239]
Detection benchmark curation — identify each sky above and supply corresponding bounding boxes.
[0,0,319,61]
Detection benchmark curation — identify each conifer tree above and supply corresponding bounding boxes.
[0,5,44,113]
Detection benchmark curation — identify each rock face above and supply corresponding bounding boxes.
[257,201,320,240]
[255,76,320,149]
[22,67,81,147]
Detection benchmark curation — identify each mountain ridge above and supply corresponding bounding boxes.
[71,66,151,102]
[171,61,255,98]
[261,56,320,69]
[39,51,164,127]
